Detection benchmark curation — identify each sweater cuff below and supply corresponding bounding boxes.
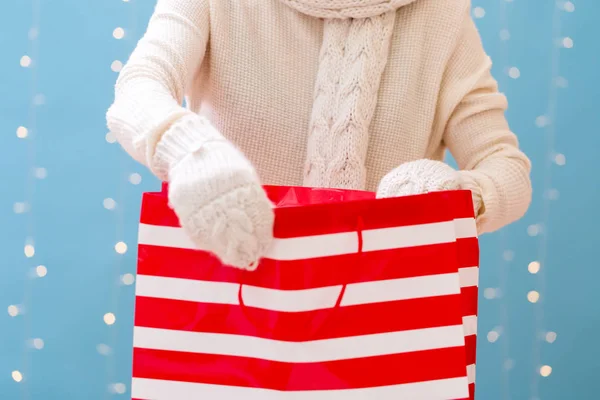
[151,114,228,181]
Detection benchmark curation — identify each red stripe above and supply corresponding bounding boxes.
[141,189,469,236]
[134,294,464,341]
[465,335,477,366]
[460,286,478,318]
[457,238,479,268]
[137,242,460,290]
[449,190,476,220]
[132,347,467,391]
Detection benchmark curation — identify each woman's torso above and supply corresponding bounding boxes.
[189,0,464,191]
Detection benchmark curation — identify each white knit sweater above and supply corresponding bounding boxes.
[107,0,531,242]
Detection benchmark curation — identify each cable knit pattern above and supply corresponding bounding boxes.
[106,0,532,238]
[287,1,407,189]
[281,0,417,18]
[304,13,397,189]
[162,115,275,270]
[376,159,483,218]
[377,159,460,198]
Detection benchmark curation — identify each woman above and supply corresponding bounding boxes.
[107,0,532,269]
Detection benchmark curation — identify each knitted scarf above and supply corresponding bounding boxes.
[281,0,418,190]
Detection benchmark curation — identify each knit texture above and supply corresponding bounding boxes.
[106,0,532,235]
[376,159,460,198]
[161,114,275,269]
[282,0,418,18]
[302,12,398,189]
[376,159,483,219]
[287,1,418,189]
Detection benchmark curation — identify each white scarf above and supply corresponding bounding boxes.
[281,0,418,190]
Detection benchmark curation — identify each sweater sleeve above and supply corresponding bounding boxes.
[442,8,532,234]
[106,0,210,179]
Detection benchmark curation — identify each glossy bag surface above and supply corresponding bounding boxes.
[132,185,479,400]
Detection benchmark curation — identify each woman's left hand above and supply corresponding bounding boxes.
[376,159,482,216]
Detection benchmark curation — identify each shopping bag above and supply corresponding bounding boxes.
[451,192,480,400]
[131,184,479,400]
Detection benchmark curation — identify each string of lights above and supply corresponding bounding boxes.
[470,2,514,398]
[100,0,140,397]
[9,0,44,397]
[529,1,573,398]
[496,1,513,399]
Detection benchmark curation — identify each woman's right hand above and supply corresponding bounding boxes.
[161,119,275,271]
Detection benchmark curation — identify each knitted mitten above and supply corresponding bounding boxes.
[377,159,460,197]
[152,114,274,270]
[376,159,482,216]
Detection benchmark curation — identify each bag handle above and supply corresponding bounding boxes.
[237,217,364,340]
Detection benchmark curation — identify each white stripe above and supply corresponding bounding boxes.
[138,221,458,260]
[467,364,476,384]
[454,218,477,239]
[462,315,478,336]
[135,273,461,312]
[458,267,479,288]
[133,325,465,363]
[131,377,469,400]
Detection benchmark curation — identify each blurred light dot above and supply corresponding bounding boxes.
[528,261,541,274]
[487,330,500,343]
[535,115,549,127]
[35,265,48,278]
[504,359,515,370]
[12,371,23,383]
[555,76,569,88]
[103,198,116,210]
[97,343,112,356]
[129,173,142,185]
[554,153,566,166]
[34,167,47,179]
[113,27,125,39]
[115,241,128,254]
[104,313,116,325]
[13,202,27,214]
[499,29,510,41]
[32,338,44,350]
[8,305,20,317]
[527,290,540,303]
[547,188,560,200]
[473,7,485,18]
[508,67,520,79]
[483,288,497,299]
[562,37,574,48]
[24,244,35,258]
[121,273,135,286]
[28,28,38,40]
[564,1,575,12]
[105,132,117,143]
[20,56,31,68]
[16,126,29,139]
[33,94,45,106]
[111,60,123,72]
[502,250,514,262]
[527,224,541,237]
[114,383,126,394]
[546,331,558,343]
[540,365,552,377]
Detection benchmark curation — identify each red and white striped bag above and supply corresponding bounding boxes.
[132,185,479,400]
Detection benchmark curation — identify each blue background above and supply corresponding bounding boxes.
[1,0,597,399]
